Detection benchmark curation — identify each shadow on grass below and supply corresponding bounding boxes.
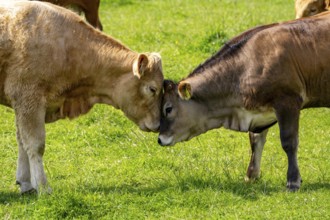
[301,182,330,191]
[86,176,330,201]
[87,183,273,201]
[1,180,328,204]
[0,191,38,204]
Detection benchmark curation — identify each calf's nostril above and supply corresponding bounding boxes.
[158,137,162,145]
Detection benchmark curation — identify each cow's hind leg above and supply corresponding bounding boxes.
[84,9,102,30]
[275,98,302,191]
[82,1,103,30]
[15,103,51,194]
[245,129,268,182]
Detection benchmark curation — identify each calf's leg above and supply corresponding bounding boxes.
[16,126,34,194]
[245,129,268,182]
[81,0,103,31]
[275,100,302,191]
[84,9,102,30]
[15,104,51,194]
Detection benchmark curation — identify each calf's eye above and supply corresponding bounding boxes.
[310,8,317,13]
[165,106,172,115]
[149,86,157,94]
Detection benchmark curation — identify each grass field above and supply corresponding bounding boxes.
[1,0,330,219]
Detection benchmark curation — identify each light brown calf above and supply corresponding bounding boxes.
[295,0,330,18]
[35,0,103,30]
[158,13,330,191]
[0,1,163,194]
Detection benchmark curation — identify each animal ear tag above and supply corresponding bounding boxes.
[178,82,192,100]
[133,53,149,78]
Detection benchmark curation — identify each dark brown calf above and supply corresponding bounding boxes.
[158,13,330,191]
[36,0,103,30]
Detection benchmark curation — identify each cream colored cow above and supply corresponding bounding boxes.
[0,0,163,194]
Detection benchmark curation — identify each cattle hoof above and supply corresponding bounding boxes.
[244,176,259,183]
[286,180,302,192]
[244,176,252,182]
[244,172,262,182]
[286,185,300,192]
[21,188,37,195]
[16,181,36,195]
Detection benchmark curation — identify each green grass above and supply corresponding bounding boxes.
[1,0,330,219]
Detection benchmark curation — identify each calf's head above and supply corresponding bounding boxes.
[116,53,164,132]
[158,80,209,146]
[295,0,329,18]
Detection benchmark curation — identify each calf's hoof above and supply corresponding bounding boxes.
[286,179,302,192]
[244,171,261,182]
[244,175,260,183]
[21,188,38,195]
[16,181,36,195]
[16,181,52,195]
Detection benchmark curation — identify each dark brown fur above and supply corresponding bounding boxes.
[35,0,102,30]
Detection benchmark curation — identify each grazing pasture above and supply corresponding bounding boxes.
[1,0,329,219]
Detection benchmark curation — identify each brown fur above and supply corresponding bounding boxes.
[34,0,103,30]
[295,0,330,18]
[1,1,164,194]
[159,13,330,191]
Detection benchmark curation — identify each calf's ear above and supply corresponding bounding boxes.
[133,53,149,78]
[178,81,192,100]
